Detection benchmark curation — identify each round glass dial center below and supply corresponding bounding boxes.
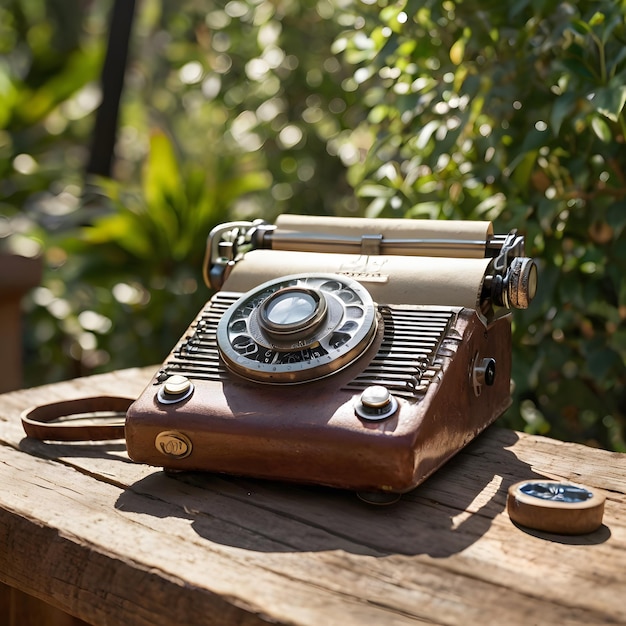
[265,292,317,326]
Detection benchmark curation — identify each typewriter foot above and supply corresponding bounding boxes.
[163,467,186,476]
[357,491,402,505]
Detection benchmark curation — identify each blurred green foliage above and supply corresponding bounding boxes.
[335,0,626,451]
[1,0,625,451]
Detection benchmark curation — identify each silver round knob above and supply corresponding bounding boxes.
[355,385,398,421]
[163,375,192,395]
[360,385,392,408]
[157,375,194,404]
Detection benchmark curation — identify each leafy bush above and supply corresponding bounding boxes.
[5,0,364,380]
[2,0,625,450]
[336,0,626,449]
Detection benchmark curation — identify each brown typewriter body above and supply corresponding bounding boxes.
[126,215,536,495]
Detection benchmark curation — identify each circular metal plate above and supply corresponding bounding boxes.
[217,273,377,383]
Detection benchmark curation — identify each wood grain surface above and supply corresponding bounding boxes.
[0,367,624,625]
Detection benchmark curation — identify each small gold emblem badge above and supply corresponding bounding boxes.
[154,431,192,459]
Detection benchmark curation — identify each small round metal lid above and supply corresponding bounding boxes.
[507,479,605,535]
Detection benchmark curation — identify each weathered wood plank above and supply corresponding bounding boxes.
[0,367,624,625]
[0,583,89,626]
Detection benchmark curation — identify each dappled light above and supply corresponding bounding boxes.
[1,0,625,451]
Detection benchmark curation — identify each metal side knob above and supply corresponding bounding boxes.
[507,257,538,309]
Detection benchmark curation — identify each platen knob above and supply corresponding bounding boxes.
[506,257,538,309]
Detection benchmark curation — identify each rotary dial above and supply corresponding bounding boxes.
[217,273,377,383]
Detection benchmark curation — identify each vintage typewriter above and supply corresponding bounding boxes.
[125,215,537,501]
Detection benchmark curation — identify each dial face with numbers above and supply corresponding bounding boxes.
[217,273,377,383]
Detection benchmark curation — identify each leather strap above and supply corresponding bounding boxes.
[21,396,133,441]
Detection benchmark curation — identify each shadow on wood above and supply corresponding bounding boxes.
[113,428,581,557]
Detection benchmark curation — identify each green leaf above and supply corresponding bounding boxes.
[509,151,538,187]
[550,93,578,135]
[83,213,152,259]
[585,345,622,382]
[591,86,626,122]
[356,183,396,198]
[17,44,103,124]
[600,13,623,44]
[142,130,183,211]
[608,46,626,77]
[606,201,626,234]
[0,66,19,128]
[449,37,465,65]
[414,119,440,150]
[591,115,612,142]
[589,12,605,27]
[560,58,595,81]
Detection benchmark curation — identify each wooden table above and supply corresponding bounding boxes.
[0,367,624,625]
